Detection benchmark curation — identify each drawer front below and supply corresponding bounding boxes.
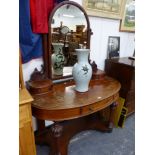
[34,93,119,121]
[80,93,119,115]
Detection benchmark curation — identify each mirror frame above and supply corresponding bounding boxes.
[46,1,91,80]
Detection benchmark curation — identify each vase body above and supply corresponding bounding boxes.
[52,43,65,75]
[72,49,92,92]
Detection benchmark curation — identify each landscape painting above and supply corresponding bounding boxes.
[82,0,125,19]
[120,0,135,32]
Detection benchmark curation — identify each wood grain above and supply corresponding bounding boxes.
[32,76,120,121]
[19,89,36,155]
[105,57,135,116]
[19,89,33,105]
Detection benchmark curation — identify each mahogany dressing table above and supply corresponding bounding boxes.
[31,76,121,155]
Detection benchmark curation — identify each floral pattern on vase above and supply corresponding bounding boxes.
[52,43,65,75]
[72,49,92,92]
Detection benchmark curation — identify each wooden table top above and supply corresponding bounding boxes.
[106,57,135,68]
[32,76,121,121]
[32,77,120,109]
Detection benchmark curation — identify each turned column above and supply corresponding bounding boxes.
[49,123,68,155]
[37,119,46,132]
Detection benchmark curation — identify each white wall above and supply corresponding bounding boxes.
[22,0,135,130]
[89,16,135,70]
[22,58,43,82]
[72,0,135,70]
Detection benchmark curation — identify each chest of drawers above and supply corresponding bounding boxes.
[105,57,135,116]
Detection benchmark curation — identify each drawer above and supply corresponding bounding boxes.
[80,94,119,116]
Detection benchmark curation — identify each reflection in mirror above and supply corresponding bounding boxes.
[49,2,90,81]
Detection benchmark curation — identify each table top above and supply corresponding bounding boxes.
[32,76,121,121]
[106,57,135,68]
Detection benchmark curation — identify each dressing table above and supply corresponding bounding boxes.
[32,77,120,155]
[27,1,121,155]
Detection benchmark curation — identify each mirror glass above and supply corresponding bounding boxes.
[50,4,88,80]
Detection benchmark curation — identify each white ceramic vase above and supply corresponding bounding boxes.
[72,49,92,92]
[52,43,65,75]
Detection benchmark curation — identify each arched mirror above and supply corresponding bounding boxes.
[48,1,91,82]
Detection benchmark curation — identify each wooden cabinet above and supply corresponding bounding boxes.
[105,57,135,116]
[19,50,36,155]
[19,88,36,155]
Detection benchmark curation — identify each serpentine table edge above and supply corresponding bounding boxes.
[32,76,121,121]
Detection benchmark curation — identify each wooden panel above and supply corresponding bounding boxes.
[19,88,36,155]
[19,104,31,128]
[19,122,36,155]
[125,90,135,104]
[19,89,33,105]
[19,50,36,155]
[105,57,135,116]
[130,79,135,91]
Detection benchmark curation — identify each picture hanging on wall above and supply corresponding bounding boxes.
[82,0,126,19]
[107,36,120,59]
[119,0,135,32]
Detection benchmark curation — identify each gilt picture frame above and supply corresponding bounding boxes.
[119,0,135,32]
[82,0,126,19]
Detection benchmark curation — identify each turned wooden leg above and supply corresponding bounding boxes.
[49,123,68,155]
[108,102,118,132]
[35,119,47,145]
[37,119,46,132]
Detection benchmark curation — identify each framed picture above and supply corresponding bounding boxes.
[82,0,126,19]
[107,36,120,59]
[120,0,135,32]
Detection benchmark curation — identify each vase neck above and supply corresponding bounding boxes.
[52,43,63,54]
[76,49,90,63]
